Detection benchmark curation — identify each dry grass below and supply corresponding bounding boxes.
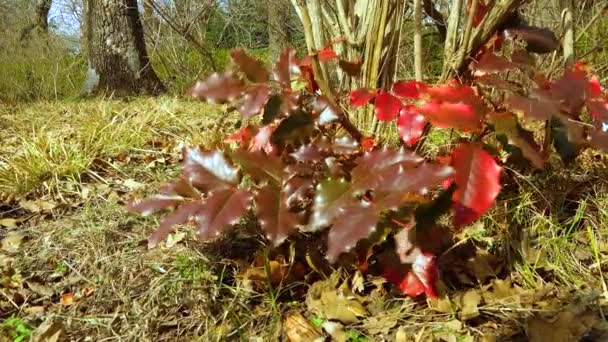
[2,99,608,341]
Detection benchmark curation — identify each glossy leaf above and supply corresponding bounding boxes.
[230,49,270,83]
[249,125,277,155]
[374,92,402,121]
[350,88,376,107]
[127,195,184,217]
[351,148,422,183]
[291,143,324,163]
[397,106,427,146]
[409,253,439,298]
[283,176,314,207]
[418,101,481,131]
[255,185,300,245]
[392,80,427,99]
[505,93,557,121]
[326,201,379,262]
[452,144,501,227]
[183,148,240,192]
[425,83,477,104]
[187,72,245,103]
[238,84,271,119]
[331,136,360,155]
[472,52,518,77]
[196,189,253,240]
[225,126,254,148]
[274,48,299,90]
[231,149,283,185]
[308,178,350,231]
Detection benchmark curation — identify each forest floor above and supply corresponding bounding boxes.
[1,99,608,341]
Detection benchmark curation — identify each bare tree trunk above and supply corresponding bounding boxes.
[35,0,53,32]
[20,0,53,42]
[83,0,165,96]
[268,0,292,62]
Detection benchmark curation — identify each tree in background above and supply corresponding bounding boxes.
[83,0,165,95]
[20,0,54,42]
[268,0,293,61]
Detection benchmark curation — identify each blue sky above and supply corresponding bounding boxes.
[49,0,81,36]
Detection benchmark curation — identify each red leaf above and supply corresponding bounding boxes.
[187,72,245,103]
[399,272,426,297]
[225,126,254,148]
[588,100,608,121]
[230,49,270,83]
[397,106,427,146]
[361,137,377,152]
[149,201,203,248]
[249,125,277,155]
[426,83,477,104]
[182,148,240,192]
[551,66,589,113]
[472,52,518,77]
[418,101,481,131]
[326,201,380,262]
[374,92,402,121]
[299,65,318,93]
[410,253,439,298]
[255,185,300,245]
[274,48,299,90]
[589,75,603,98]
[291,143,324,163]
[505,93,558,121]
[238,84,271,119]
[127,195,184,216]
[317,48,338,62]
[392,80,427,99]
[452,144,502,227]
[195,189,253,240]
[350,88,376,107]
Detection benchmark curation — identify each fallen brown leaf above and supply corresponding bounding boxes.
[1,231,24,253]
[283,312,323,342]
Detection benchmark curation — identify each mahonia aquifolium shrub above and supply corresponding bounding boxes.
[128,19,608,297]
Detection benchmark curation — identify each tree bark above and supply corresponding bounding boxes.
[268,0,292,62]
[20,0,53,42]
[83,0,165,96]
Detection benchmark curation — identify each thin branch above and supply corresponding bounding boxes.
[144,0,218,71]
[422,0,447,42]
[414,0,423,82]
